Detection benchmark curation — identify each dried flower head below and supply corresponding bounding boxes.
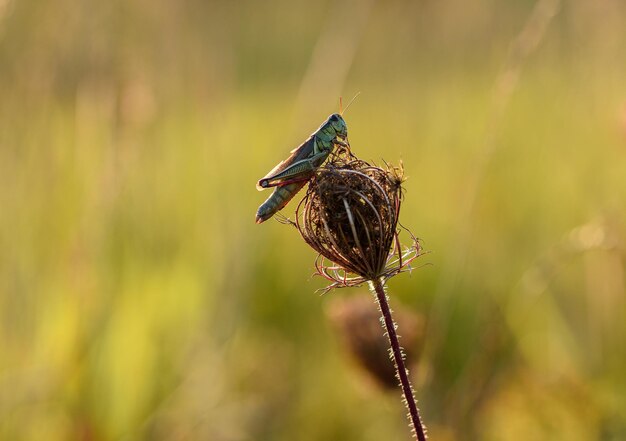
[326,293,425,389]
[295,156,420,291]
[290,149,429,441]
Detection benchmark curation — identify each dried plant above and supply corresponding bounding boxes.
[295,156,421,291]
[293,151,428,440]
[326,293,426,390]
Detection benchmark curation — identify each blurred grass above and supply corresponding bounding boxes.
[1,0,626,440]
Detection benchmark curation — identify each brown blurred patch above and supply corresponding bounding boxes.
[325,293,425,390]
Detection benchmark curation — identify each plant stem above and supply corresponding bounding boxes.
[371,278,427,441]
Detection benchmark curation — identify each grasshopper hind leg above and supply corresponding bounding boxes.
[258,153,325,190]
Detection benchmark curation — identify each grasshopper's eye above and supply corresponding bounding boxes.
[330,114,340,122]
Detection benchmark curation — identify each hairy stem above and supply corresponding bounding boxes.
[371,278,427,441]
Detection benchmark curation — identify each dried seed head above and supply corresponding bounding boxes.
[326,293,425,389]
[296,156,420,291]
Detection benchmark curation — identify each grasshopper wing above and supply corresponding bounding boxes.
[256,136,316,191]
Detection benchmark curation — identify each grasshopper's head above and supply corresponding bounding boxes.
[327,113,348,139]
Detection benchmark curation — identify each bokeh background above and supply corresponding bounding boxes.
[1,0,625,439]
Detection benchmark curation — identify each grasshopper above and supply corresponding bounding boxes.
[255,113,349,224]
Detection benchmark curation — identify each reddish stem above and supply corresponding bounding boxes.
[371,278,427,441]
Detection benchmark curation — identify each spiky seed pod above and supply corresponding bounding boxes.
[326,294,425,389]
[296,158,420,291]
[293,152,428,441]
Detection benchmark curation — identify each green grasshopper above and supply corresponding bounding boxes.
[255,113,349,224]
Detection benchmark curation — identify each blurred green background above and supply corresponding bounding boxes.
[1,0,625,439]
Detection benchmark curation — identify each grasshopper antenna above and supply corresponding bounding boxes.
[341,92,361,116]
